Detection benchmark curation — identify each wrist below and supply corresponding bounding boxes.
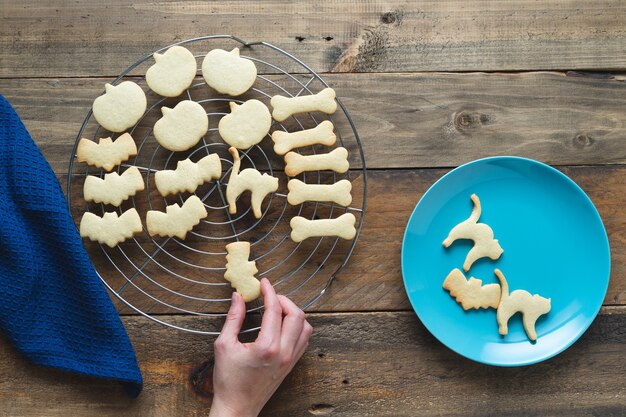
[209,396,258,417]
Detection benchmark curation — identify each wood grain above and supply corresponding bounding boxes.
[2,1,626,77]
[2,71,626,173]
[0,308,623,417]
[65,166,625,317]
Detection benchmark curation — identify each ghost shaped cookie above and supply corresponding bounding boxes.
[218,100,271,149]
[153,100,209,152]
[146,45,197,97]
[202,48,257,96]
[92,81,147,132]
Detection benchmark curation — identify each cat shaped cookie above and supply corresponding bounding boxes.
[494,269,551,341]
[443,194,503,271]
[226,147,278,218]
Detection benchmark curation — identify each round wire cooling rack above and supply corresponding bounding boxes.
[67,35,367,335]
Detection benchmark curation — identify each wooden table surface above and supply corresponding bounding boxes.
[1,1,625,416]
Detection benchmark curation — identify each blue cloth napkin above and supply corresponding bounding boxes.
[0,95,142,396]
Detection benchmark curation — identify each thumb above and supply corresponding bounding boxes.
[219,292,246,342]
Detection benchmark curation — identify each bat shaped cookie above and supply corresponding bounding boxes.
[76,133,137,171]
[146,195,208,239]
[442,268,501,310]
[155,153,222,197]
[79,208,143,248]
[83,166,145,206]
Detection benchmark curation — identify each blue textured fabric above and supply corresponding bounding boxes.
[0,95,142,396]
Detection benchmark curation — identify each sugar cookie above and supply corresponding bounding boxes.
[202,48,257,96]
[270,88,337,122]
[494,269,551,341]
[284,147,349,177]
[79,208,142,248]
[155,154,222,197]
[218,100,271,149]
[83,166,145,206]
[154,100,208,152]
[92,81,147,132]
[290,213,356,243]
[287,179,352,207]
[146,195,208,239]
[224,241,261,302]
[76,133,137,172]
[226,147,278,218]
[146,45,197,97]
[271,120,336,155]
[443,194,503,271]
[443,268,501,310]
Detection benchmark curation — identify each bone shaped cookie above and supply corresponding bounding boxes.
[226,147,279,218]
[284,147,349,177]
[290,213,356,243]
[79,208,143,248]
[146,195,208,239]
[287,179,352,207]
[76,133,137,172]
[270,87,337,122]
[155,153,222,197]
[83,166,145,206]
[224,241,261,302]
[443,268,501,310]
[494,269,551,341]
[271,120,336,156]
[92,81,147,132]
[443,194,503,271]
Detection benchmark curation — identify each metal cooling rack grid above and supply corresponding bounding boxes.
[67,35,367,335]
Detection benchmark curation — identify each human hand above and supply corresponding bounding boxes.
[209,278,313,417]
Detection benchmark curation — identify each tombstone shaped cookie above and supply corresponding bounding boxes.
[153,100,209,152]
[92,81,147,132]
[202,48,257,96]
[218,100,271,149]
[146,45,197,97]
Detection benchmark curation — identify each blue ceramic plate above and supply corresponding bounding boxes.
[401,157,610,366]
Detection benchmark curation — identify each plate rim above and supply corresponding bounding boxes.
[401,155,611,366]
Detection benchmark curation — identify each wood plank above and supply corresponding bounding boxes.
[0,308,623,416]
[64,166,625,317]
[2,1,626,77]
[2,72,626,173]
